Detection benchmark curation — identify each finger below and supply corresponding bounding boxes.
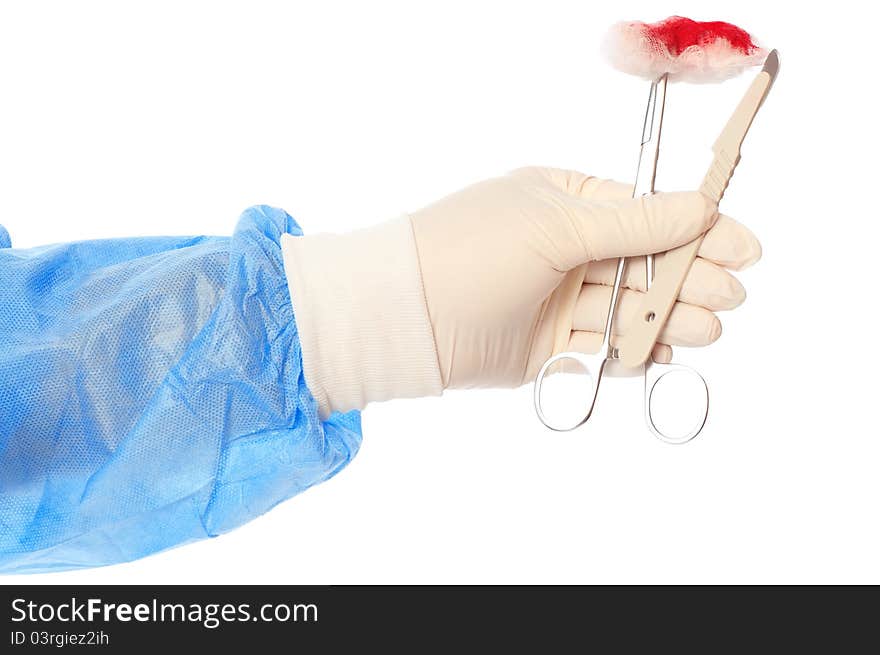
[510,169,757,268]
[584,256,746,311]
[517,169,760,269]
[573,286,722,347]
[510,166,717,265]
[584,214,761,277]
[541,187,718,264]
[509,166,633,200]
[567,330,672,363]
[698,214,762,270]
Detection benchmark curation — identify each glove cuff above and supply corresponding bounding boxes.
[281,216,442,418]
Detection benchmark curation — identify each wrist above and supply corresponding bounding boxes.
[281,216,442,418]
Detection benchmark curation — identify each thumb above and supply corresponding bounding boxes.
[554,190,718,265]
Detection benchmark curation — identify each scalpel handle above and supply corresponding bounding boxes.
[618,54,777,369]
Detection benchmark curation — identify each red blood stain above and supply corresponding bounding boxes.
[645,16,759,55]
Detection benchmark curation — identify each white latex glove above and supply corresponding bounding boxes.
[282,166,761,417]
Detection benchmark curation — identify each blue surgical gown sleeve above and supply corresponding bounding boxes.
[0,206,362,573]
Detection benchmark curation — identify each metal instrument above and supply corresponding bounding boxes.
[534,50,778,443]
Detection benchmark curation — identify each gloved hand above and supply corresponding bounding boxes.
[282,166,761,417]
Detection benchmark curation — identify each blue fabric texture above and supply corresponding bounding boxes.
[0,207,362,573]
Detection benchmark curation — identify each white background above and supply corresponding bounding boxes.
[1,1,876,584]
